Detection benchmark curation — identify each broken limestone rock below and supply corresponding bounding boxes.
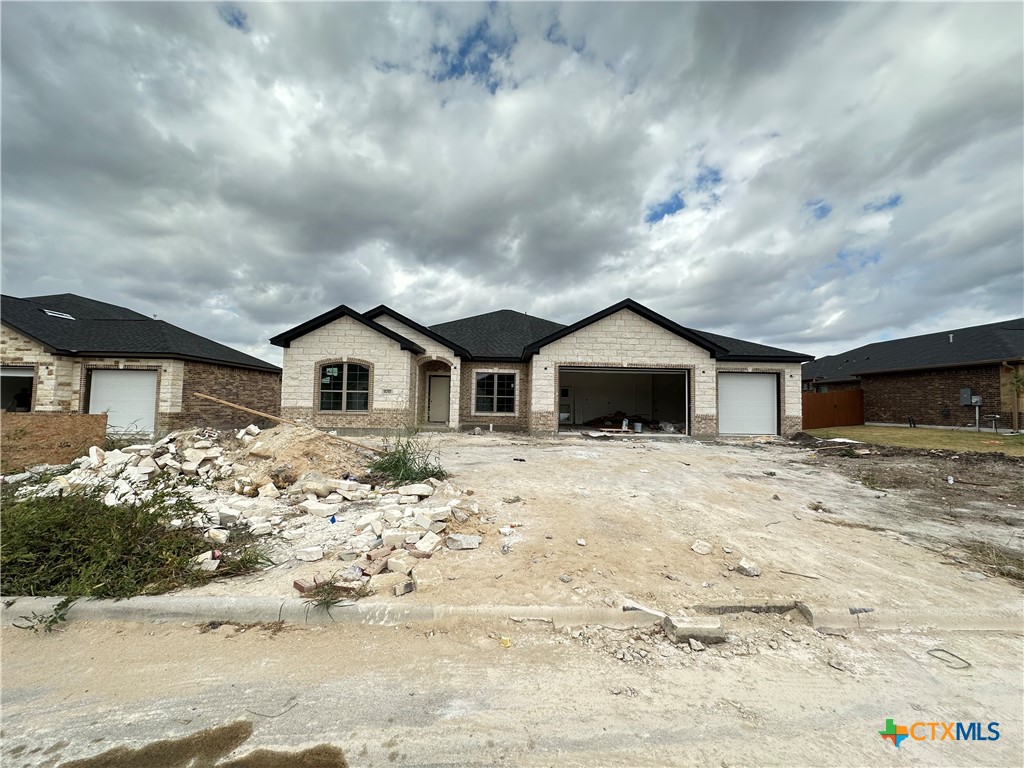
[205,528,230,545]
[661,615,725,645]
[257,483,281,499]
[386,552,415,575]
[446,534,481,550]
[299,500,339,517]
[691,539,713,556]
[689,638,706,652]
[415,530,442,554]
[737,557,761,577]
[368,572,408,593]
[295,546,324,562]
[397,483,433,497]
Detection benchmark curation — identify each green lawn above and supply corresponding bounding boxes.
[804,425,1024,456]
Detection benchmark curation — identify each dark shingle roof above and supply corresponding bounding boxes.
[802,317,1024,382]
[270,298,813,363]
[431,310,567,359]
[687,328,814,362]
[2,293,280,372]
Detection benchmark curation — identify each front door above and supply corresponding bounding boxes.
[428,375,451,423]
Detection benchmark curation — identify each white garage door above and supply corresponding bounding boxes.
[89,370,158,434]
[719,373,778,435]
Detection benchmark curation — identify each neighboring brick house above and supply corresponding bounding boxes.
[270,298,812,438]
[801,318,1024,431]
[1,293,281,436]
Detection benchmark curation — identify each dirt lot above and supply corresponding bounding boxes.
[197,432,1023,626]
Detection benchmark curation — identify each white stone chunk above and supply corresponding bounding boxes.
[295,546,324,562]
[397,483,434,497]
[415,530,442,553]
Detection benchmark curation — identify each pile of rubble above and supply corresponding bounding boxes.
[3,424,485,596]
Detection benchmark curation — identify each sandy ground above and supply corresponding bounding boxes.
[2,617,1022,767]
[191,433,1023,627]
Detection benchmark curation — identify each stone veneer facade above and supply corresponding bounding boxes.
[276,307,805,437]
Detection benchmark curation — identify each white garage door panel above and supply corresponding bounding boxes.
[719,373,777,435]
[89,370,158,434]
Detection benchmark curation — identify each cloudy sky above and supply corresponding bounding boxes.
[2,1,1022,367]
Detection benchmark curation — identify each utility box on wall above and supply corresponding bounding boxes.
[960,388,973,406]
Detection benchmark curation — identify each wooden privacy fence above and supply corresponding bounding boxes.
[802,389,865,430]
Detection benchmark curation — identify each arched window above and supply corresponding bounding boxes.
[320,363,369,412]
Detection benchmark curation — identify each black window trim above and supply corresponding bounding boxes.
[319,362,370,413]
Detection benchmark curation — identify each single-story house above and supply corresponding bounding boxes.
[802,317,1024,430]
[269,298,812,438]
[1,293,282,436]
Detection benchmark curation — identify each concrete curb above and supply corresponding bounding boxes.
[0,596,667,630]
[3,596,1018,633]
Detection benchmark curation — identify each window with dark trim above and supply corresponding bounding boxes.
[475,372,515,413]
[320,363,369,412]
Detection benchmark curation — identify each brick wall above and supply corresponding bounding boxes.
[1,412,107,472]
[861,365,1018,427]
[160,361,281,433]
[459,362,531,431]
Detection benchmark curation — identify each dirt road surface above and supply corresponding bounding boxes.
[2,618,1022,767]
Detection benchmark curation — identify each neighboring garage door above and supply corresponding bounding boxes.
[718,373,778,435]
[89,370,158,434]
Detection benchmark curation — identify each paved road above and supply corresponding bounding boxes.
[2,617,1021,767]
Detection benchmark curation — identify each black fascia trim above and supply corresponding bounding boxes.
[269,305,425,354]
[363,305,473,359]
[523,298,729,358]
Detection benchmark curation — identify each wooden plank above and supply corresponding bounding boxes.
[192,392,381,453]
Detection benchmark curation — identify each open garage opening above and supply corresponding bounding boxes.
[557,367,689,434]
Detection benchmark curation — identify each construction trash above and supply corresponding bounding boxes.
[4,424,485,595]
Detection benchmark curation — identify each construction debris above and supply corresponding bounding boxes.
[737,558,762,577]
[691,539,713,555]
[5,423,485,598]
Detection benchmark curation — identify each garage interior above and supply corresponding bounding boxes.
[1,367,34,411]
[558,368,688,434]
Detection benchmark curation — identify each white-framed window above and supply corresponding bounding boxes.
[319,363,370,412]
[473,371,516,415]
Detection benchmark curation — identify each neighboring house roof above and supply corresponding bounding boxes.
[363,305,473,359]
[431,310,567,360]
[269,304,425,354]
[802,317,1024,382]
[1,293,280,372]
[523,298,812,362]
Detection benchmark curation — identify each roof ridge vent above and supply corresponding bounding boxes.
[42,309,75,320]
